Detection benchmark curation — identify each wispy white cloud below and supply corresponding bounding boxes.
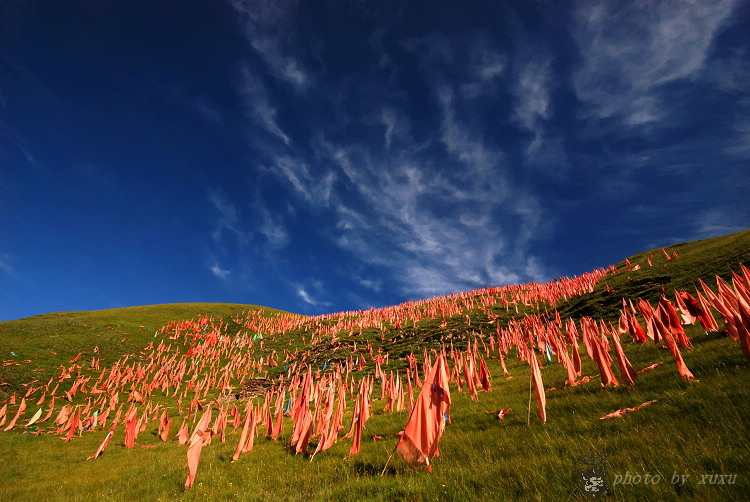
[238,67,291,146]
[317,109,550,299]
[296,282,332,307]
[297,287,315,305]
[230,0,311,88]
[513,59,551,130]
[356,277,382,292]
[259,207,289,249]
[265,30,559,300]
[208,187,247,244]
[460,47,507,100]
[475,49,506,82]
[230,16,556,299]
[266,154,334,207]
[166,85,222,123]
[437,86,507,193]
[210,262,231,280]
[505,32,569,177]
[0,253,15,277]
[572,0,739,126]
[190,97,222,123]
[524,132,567,176]
[380,107,410,151]
[725,121,750,159]
[695,207,748,239]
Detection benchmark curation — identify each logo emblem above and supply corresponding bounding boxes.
[578,454,608,499]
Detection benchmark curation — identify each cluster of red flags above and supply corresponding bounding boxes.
[1,256,747,489]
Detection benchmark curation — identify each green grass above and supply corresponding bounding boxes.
[0,230,749,501]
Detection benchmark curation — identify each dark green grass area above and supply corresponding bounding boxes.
[0,230,749,501]
[557,229,750,322]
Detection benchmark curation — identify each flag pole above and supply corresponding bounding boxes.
[382,391,420,478]
[527,360,533,426]
[380,442,399,477]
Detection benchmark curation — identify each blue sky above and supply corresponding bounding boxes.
[1,1,748,321]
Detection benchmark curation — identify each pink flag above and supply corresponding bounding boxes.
[185,404,212,489]
[600,400,657,420]
[347,379,371,457]
[529,350,547,424]
[232,405,252,463]
[611,332,637,386]
[88,430,114,460]
[396,354,451,470]
[3,398,26,432]
[124,407,138,448]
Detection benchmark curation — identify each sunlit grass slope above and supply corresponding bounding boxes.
[0,229,748,501]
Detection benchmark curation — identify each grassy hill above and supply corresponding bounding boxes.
[0,230,748,501]
[0,303,289,402]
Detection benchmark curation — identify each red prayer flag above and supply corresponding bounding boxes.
[396,353,451,470]
[529,350,547,424]
[88,430,114,460]
[185,404,212,489]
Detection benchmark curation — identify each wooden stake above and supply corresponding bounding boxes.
[380,443,399,477]
[527,363,533,426]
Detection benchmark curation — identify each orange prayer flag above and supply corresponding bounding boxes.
[485,408,512,420]
[232,405,253,463]
[3,398,27,432]
[160,416,172,442]
[636,361,664,374]
[529,350,547,423]
[242,407,258,454]
[176,419,189,445]
[611,332,637,386]
[185,404,212,489]
[347,379,370,457]
[658,297,691,349]
[659,320,695,382]
[88,430,114,460]
[62,409,80,442]
[589,332,618,387]
[124,407,138,448]
[272,390,285,440]
[478,357,491,392]
[396,353,451,470]
[600,400,657,420]
[296,410,314,454]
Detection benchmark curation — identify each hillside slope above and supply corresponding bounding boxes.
[0,229,748,501]
[0,303,291,400]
